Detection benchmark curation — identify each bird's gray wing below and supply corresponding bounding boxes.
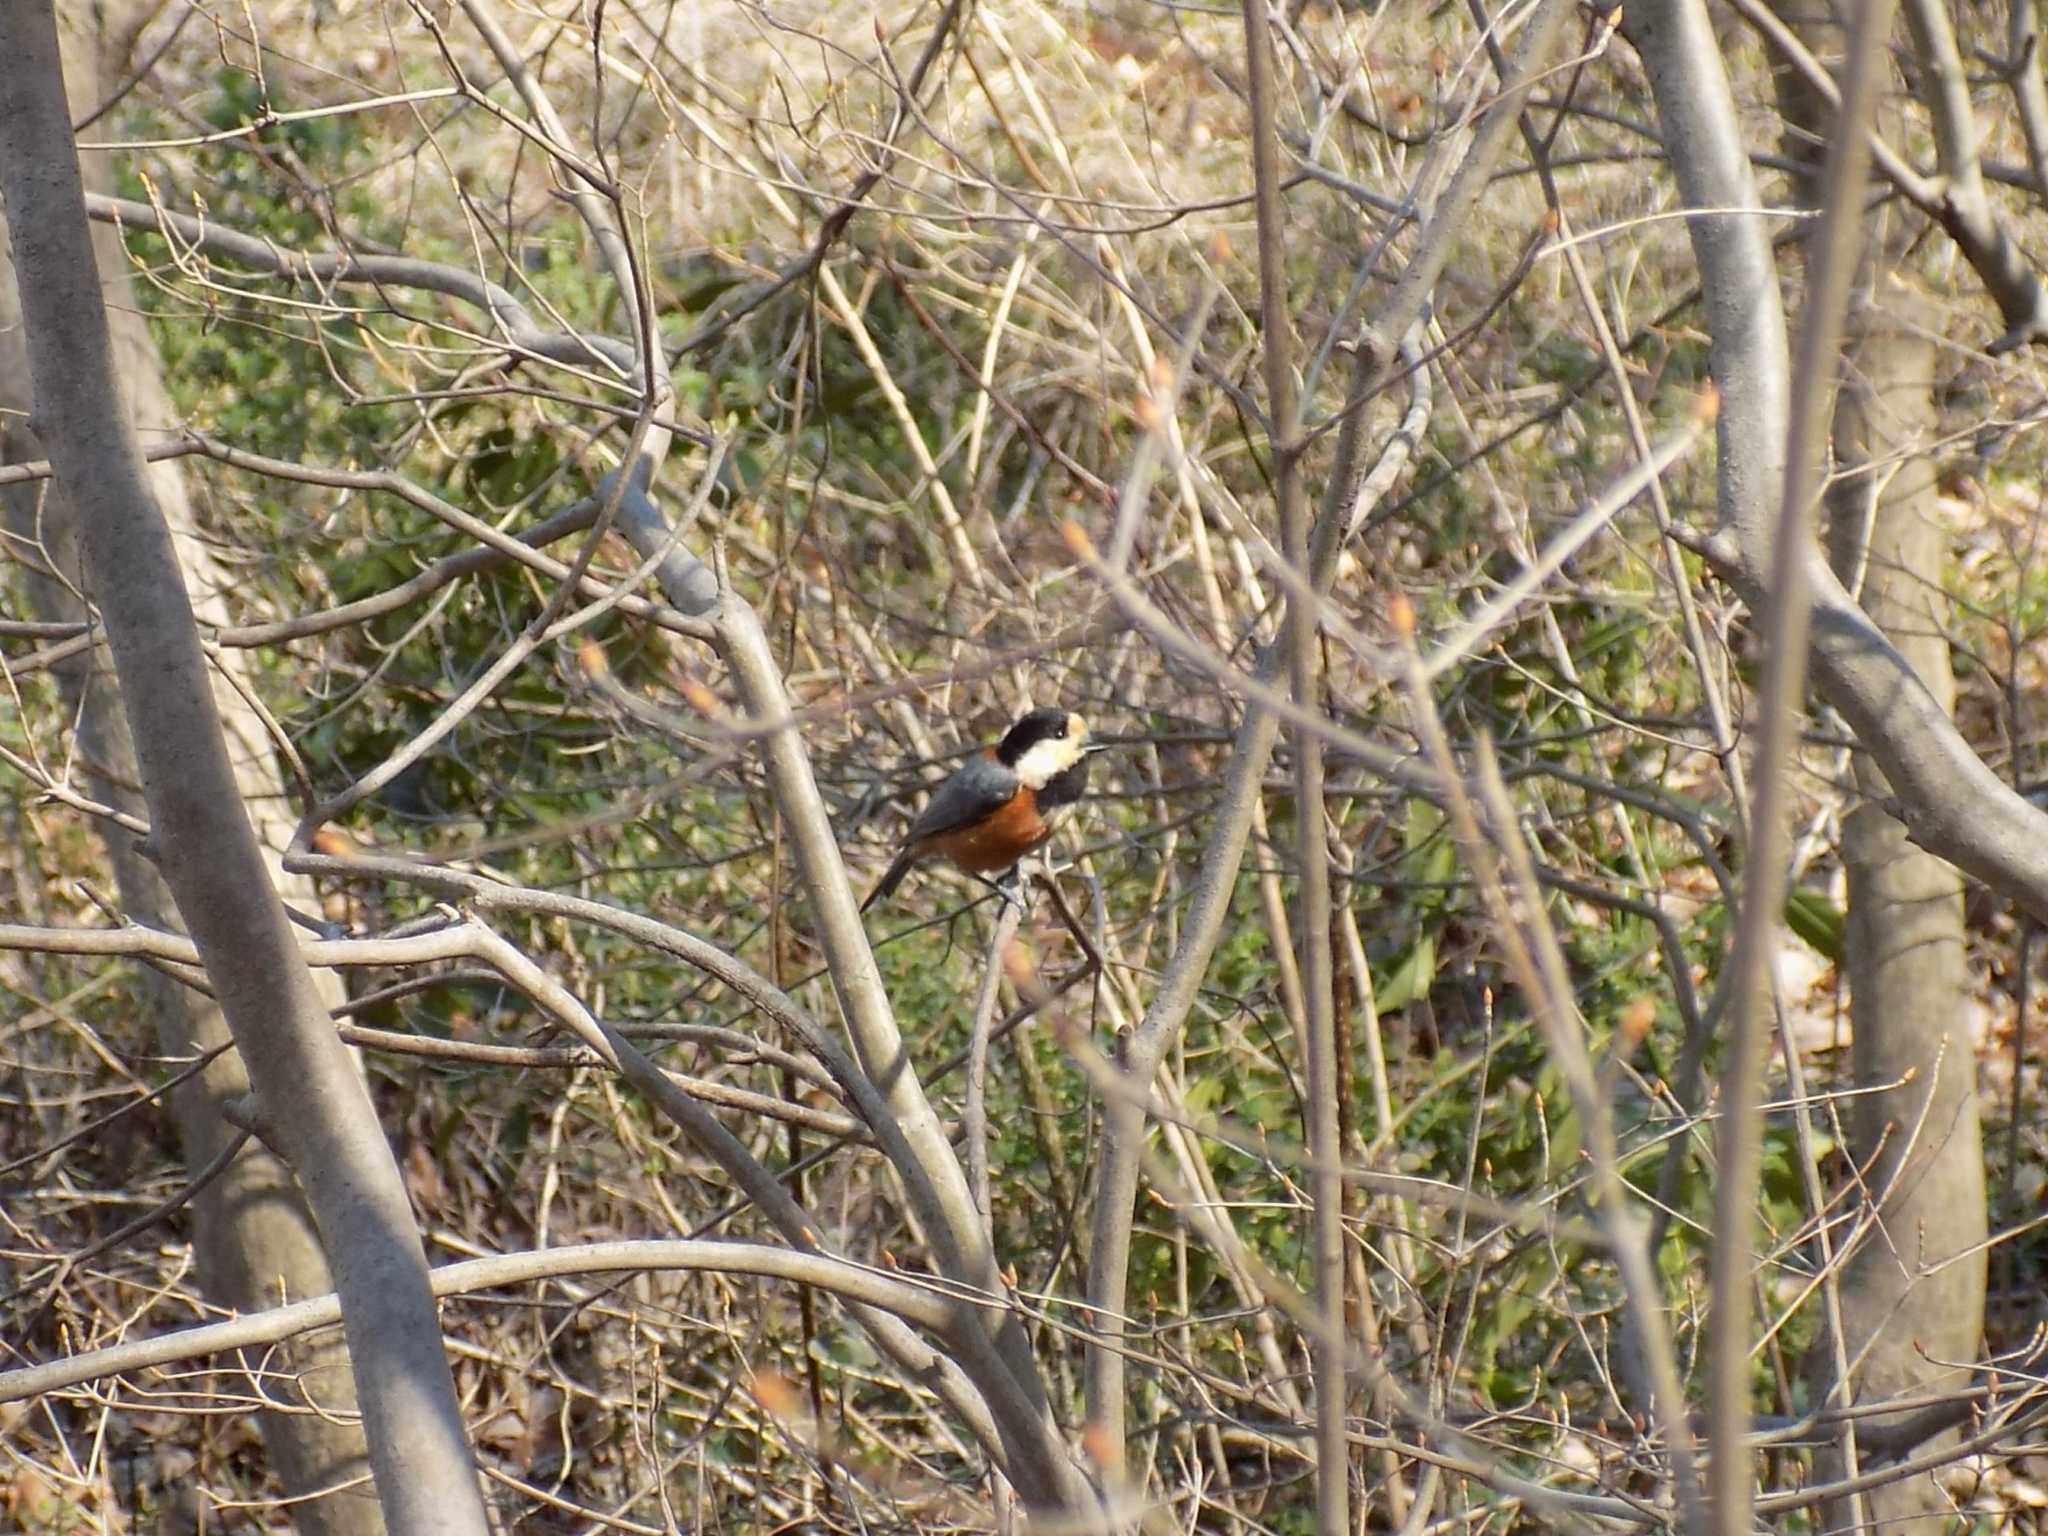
[907,759,1017,843]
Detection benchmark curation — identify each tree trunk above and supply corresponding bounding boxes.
[0,7,379,1531]
[1774,10,1989,1526]
[1817,287,1987,1535]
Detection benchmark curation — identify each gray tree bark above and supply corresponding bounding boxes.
[1822,299,1987,1534]
[0,2,487,1529]
[0,492,386,1536]
[1774,10,1989,1527]
[0,9,381,1532]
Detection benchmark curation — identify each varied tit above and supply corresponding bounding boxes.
[861,708,1092,912]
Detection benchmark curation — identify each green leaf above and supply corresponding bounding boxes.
[1784,888,1844,962]
[1376,933,1435,1012]
[1184,1074,1224,1114]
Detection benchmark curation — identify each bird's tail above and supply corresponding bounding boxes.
[860,849,917,914]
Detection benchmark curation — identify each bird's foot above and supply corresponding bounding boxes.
[976,867,1031,917]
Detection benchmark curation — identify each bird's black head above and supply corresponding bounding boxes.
[995,708,1091,788]
[996,708,1074,762]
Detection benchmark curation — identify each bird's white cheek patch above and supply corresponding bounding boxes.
[1012,734,1085,789]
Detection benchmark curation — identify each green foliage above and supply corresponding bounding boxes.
[1783,887,1845,962]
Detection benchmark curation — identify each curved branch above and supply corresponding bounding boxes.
[0,1239,967,1404]
[87,193,637,372]
[1728,0,2048,352]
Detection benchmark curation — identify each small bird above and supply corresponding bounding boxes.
[861,707,1093,913]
